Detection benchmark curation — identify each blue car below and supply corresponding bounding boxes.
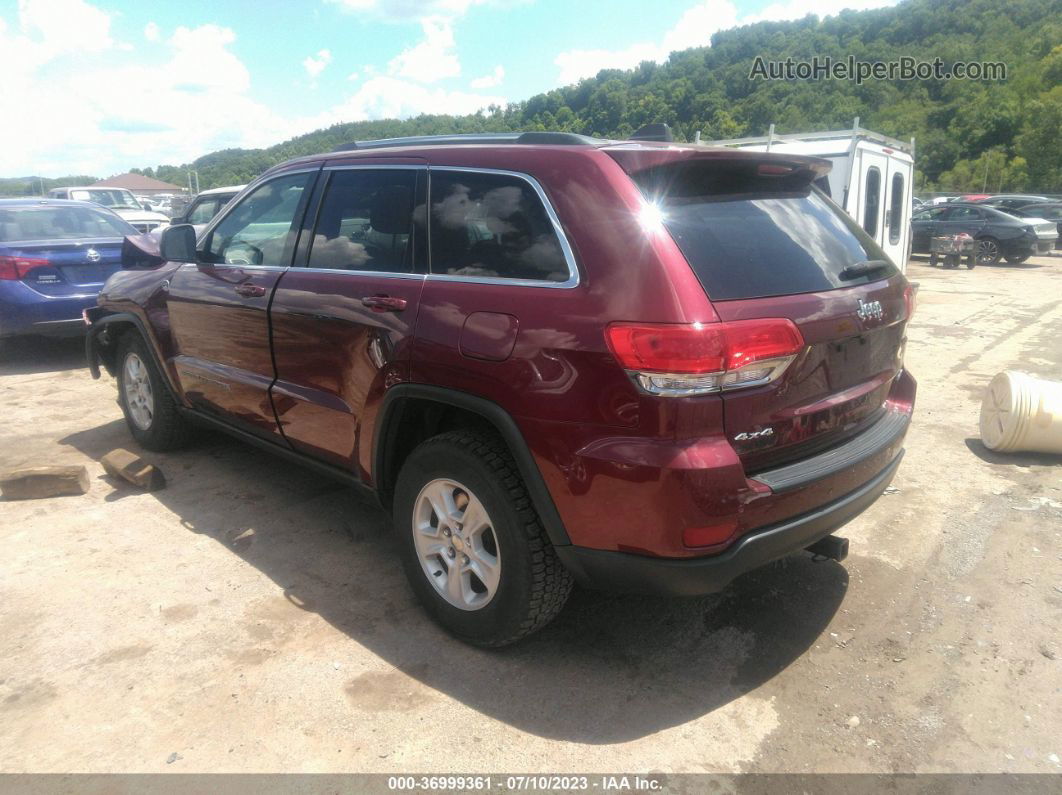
[0,198,137,346]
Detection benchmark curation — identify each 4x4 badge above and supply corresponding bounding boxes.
[735,427,774,441]
[856,298,884,322]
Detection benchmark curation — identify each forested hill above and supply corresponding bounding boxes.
[9,0,1062,196]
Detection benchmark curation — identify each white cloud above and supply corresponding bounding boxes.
[470,64,504,88]
[555,43,664,85]
[324,75,504,121]
[326,0,490,20]
[387,17,460,82]
[19,0,112,56]
[303,48,333,78]
[0,0,507,177]
[0,2,294,176]
[144,21,160,42]
[347,70,360,81]
[554,0,898,84]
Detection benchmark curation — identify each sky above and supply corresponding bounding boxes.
[0,0,899,178]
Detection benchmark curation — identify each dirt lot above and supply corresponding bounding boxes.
[1,254,1060,775]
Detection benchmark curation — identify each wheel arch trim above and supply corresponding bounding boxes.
[86,312,182,404]
[373,384,571,547]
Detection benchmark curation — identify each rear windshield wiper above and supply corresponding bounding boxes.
[839,260,890,280]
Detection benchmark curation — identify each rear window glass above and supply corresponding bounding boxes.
[632,160,897,301]
[0,206,136,242]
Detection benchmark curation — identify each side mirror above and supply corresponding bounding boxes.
[160,224,198,263]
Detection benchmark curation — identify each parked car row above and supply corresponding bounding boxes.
[46,186,170,233]
[911,202,1058,264]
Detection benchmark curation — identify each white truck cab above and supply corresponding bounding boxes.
[708,119,915,271]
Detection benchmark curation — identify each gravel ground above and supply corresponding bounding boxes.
[0,253,1059,774]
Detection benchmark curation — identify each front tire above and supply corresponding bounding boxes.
[116,332,191,451]
[394,430,573,647]
[1004,253,1031,264]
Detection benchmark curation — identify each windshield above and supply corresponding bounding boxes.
[71,188,143,211]
[631,160,897,301]
[0,205,138,242]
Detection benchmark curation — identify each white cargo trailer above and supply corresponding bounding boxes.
[706,119,915,271]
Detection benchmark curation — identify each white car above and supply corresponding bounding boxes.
[46,187,170,234]
[171,184,246,235]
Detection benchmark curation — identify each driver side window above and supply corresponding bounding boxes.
[205,172,311,266]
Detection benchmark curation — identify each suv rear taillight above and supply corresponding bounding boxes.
[606,319,804,396]
[0,256,50,280]
[903,284,917,320]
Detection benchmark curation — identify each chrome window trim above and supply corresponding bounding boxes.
[296,267,426,280]
[177,262,288,273]
[322,164,424,171]
[425,166,581,289]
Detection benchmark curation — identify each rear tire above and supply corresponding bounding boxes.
[116,332,192,451]
[394,430,573,647]
[1004,253,1030,264]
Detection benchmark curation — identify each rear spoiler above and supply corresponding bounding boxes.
[603,146,832,179]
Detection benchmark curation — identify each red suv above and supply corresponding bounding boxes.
[86,132,916,646]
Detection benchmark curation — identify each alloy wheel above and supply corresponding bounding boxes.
[412,478,501,611]
[978,238,1001,264]
[123,352,155,431]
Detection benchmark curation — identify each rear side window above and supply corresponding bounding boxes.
[889,172,904,244]
[863,167,881,236]
[429,170,571,282]
[631,160,897,301]
[307,169,416,273]
[945,207,982,221]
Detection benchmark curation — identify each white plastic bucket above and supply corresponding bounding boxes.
[979,371,1062,454]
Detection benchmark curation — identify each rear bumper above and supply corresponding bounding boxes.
[1000,237,1038,257]
[556,449,903,596]
[0,282,97,339]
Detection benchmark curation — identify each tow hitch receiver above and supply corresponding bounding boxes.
[805,535,849,562]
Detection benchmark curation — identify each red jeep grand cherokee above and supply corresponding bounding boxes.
[86,131,916,646]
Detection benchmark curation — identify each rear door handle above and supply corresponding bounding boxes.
[235,283,266,298]
[361,295,407,312]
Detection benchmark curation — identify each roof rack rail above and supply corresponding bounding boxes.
[332,131,602,152]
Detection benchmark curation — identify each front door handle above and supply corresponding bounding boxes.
[235,283,266,298]
[361,295,407,312]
